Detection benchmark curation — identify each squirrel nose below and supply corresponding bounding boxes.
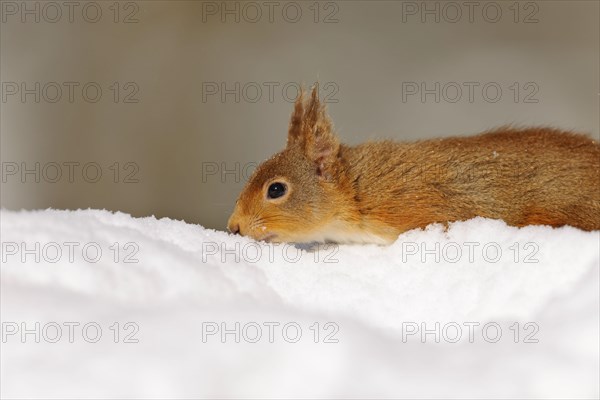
[227,207,244,235]
[229,223,240,235]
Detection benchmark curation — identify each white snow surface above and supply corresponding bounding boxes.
[1,209,599,399]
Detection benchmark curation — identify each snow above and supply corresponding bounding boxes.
[1,208,599,399]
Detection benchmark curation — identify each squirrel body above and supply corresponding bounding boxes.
[228,87,600,244]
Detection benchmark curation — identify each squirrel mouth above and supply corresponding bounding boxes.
[257,233,278,242]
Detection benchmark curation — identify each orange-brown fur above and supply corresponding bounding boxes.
[228,87,600,244]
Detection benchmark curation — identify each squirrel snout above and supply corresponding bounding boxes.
[228,222,240,235]
[227,211,242,235]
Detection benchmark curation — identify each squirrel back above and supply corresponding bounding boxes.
[228,87,600,244]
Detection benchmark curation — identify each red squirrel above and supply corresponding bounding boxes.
[228,86,600,244]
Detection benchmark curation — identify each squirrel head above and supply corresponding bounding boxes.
[227,86,347,243]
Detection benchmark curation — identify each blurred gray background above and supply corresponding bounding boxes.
[1,0,598,230]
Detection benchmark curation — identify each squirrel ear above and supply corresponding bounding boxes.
[287,88,305,147]
[303,85,340,180]
[287,85,340,180]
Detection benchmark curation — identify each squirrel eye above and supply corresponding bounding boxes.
[267,182,287,199]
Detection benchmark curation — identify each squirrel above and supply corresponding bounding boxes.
[227,86,600,244]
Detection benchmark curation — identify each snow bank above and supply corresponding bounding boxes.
[1,209,598,399]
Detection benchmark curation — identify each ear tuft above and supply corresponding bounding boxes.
[287,88,304,146]
[286,84,340,180]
